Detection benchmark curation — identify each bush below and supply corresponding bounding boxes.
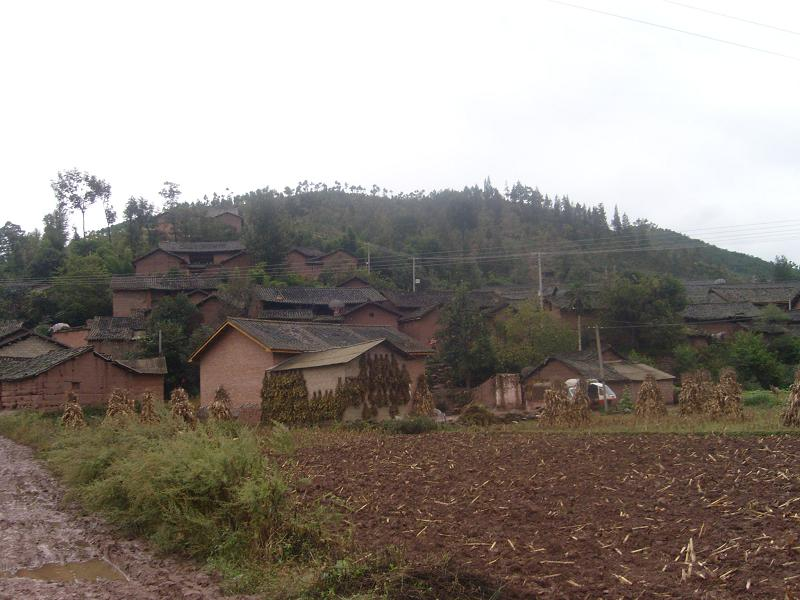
[743,390,782,408]
[0,409,331,593]
[458,404,497,426]
[381,416,439,435]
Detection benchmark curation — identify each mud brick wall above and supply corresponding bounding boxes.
[0,351,164,411]
[342,306,399,329]
[472,374,524,411]
[134,250,184,275]
[399,308,440,346]
[113,290,151,317]
[51,328,88,348]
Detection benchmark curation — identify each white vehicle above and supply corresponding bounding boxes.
[565,378,617,407]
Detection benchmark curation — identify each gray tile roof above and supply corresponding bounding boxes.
[0,320,25,340]
[682,302,762,321]
[259,309,316,321]
[0,346,93,381]
[159,241,245,254]
[290,246,325,258]
[200,318,432,357]
[524,349,674,383]
[253,286,386,305]
[205,206,241,218]
[710,285,800,305]
[86,316,147,341]
[115,356,167,375]
[111,274,223,291]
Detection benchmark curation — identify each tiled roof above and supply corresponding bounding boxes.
[205,206,240,218]
[290,246,325,258]
[340,302,403,317]
[259,309,316,321]
[397,305,440,323]
[159,241,245,254]
[380,290,454,309]
[86,316,147,341]
[524,349,674,383]
[710,285,800,305]
[682,302,762,321]
[192,318,433,360]
[0,320,25,340]
[111,274,223,291]
[253,286,386,305]
[268,339,386,371]
[115,356,168,375]
[0,347,93,381]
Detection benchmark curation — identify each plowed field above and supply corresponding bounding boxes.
[294,432,800,599]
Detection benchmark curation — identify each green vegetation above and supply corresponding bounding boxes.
[0,410,332,595]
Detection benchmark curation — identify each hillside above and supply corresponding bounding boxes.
[235,181,773,288]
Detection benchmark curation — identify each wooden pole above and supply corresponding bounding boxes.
[577,313,582,351]
[412,257,416,292]
[595,324,607,412]
[537,252,543,310]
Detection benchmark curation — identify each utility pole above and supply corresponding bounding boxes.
[595,324,607,412]
[412,257,416,292]
[366,243,371,274]
[537,252,543,310]
[158,329,162,356]
[577,314,582,351]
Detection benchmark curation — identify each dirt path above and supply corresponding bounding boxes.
[0,435,249,600]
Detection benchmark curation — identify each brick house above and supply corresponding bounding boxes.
[189,317,432,418]
[285,247,359,280]
[111,274,222,317]
[155,206,244,238]
[248,286,387,320]
[681,302,761,341]
[133,241,251,276]
[521,348,675,407]
[79,316,148,358]
[0,336,166,411]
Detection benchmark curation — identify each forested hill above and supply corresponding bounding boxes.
[237,180,773,287]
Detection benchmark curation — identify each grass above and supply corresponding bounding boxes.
[508,404,795,435]
[0,408,335,595]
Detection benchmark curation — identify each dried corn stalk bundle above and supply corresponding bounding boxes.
[568,380,592,425]
[170,387,197,429]
[540,380,587,427]
[104,388,134,422]
[679,370,712,416]
[209,385,232,421]
[139,390,159,424]
[635,374,667,419]
[707,368,743,420]
[260,370,309,425]
[61,391,86,429]
[410,374,435,417]
[781,369,800,427]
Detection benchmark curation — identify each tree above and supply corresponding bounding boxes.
[727,331,785,388]
[600,273,687,355]
[102,197,117,241]
[773,255,799,282]
[492,300,574,371]
[51,169,111,238]
[123,196,154,252]
[158,181,182,209]
[436,286,496,388]
[49,254,112,325]
[612,205,622,233]
[141,294,201,392]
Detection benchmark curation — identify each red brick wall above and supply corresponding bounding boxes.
[320,251,358,274]
[0,351,164,411]
[689,322,745,337]
[343,305,399,328]
[51,328,88,348]
[197,297,229,327]
[91,339,140,359]
[286,251,319,279]
[134,250,184,275]
[399,308,441,346]
[113,290,151,317]
[195,327,282,410]
[213,252,253,270]
[213,213,243,233]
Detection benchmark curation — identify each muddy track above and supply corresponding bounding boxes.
[0,435,251,600]
[294,431,800,599]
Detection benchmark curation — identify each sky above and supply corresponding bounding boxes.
[1,0,798,262]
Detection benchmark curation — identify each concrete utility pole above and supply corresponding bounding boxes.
[537,252,544,310]
[366,243,371,274]
[577,314,582,352]
[595,324,607,412]
[412,257,416,292]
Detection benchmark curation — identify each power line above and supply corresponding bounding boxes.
[541,0,800,61]
[660,0,800,37]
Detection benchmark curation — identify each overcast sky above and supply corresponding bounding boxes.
[1,0,798,262]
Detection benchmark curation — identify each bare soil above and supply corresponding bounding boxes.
[293,431,800,599]
[0,435,252,600]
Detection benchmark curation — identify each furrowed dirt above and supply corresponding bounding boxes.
[0,435,252,600]
[293,432,800,599]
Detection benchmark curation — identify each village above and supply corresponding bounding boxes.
[3,1,800,597]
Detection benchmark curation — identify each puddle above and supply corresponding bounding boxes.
[1,559,126,582]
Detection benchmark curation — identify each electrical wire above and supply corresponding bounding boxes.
[660,0,800,37]
[541,0,800,61]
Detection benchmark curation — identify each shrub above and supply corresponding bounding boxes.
[743,390,781,408]
[458,404,496,426]
[381,416,439,435]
